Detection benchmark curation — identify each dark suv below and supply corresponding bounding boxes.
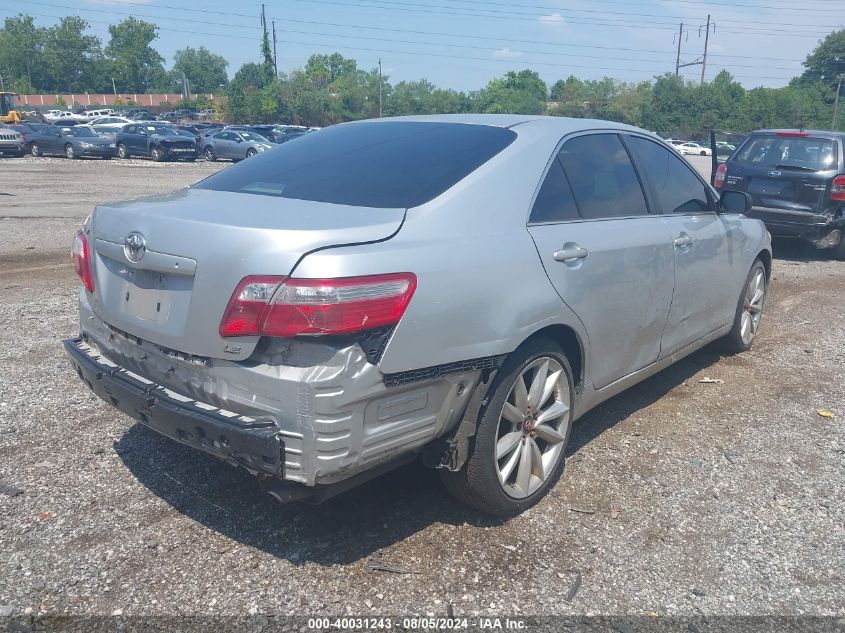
[716,129,845,259]
[115,123,197,161]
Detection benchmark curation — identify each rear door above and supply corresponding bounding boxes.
[724,133,838,214]
[527,132,675,389]
[626,134,738,354]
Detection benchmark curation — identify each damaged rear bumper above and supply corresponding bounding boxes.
[746,206,844,248]
[65,338,286,476]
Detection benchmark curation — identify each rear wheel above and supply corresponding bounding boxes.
[700,150,708,156]
[440,337,574,516]
[65,144,76,159]
[723,259,767,353]
[30,143,41,157]
[204,146,216,162]
[246,148,257,158]
[117,143,129,159]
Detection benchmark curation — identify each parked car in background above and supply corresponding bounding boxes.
[65,115,771,516]
[716,129,845,259]
[28,125,116,159]
[664,138,686,146]
[9,123,40,153]
[0,122,23,156]
[196,108,214,119]
[677,142,712,156]
[173,108,197,120]
[82,108,115,121]
[115,123,197,161]
[200,129,272,161]
[89,116,133,137]
[126,108,154,120]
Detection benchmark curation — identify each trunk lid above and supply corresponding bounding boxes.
[90,187,404,361]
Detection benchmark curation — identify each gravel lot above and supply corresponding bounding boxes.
[0,155,843,625]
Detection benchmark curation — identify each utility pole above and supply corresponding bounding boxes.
[111,77,117,96]
[182,72,190,99]
[833,74,845,129]
[378,58,383,118]
[675,22,683,76]
[272,20,278,76]
[700,14,711,84]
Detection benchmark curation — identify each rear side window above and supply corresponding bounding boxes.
[529,158,580,223]
[195,121,517,208]
[734,135,837,171]
[558,134,648,219]
[628,136,711,214]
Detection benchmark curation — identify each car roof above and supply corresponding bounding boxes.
[751,129,845,138]
[349,114,646,135]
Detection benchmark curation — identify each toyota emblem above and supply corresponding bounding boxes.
[124,232,146,263]
[767,170,781,178]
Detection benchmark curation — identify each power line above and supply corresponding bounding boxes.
[15,0,828,58]
[3,10,801,83]
[2,10,806,76]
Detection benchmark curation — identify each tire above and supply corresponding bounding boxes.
[700,151,708,156]
[117,143,129,159]
[204,146,216,162]
[30,143,40,157]
[65,144,76,159]
[833,239,845,261]
[151,146,165,162]
[440,337,574,516]
[246,148,257,158]
[722,259,768,354]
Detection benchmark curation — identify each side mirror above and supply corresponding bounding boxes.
[719,190,752,214]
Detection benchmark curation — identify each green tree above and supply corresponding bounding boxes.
[172,46,228,94]
[474,69,548,114]
[0,14,47,92]
[42,16,103,93]
[800,29,845,85]
[105,17,167,93]
[304,53,357,86]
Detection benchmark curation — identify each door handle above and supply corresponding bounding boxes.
[553,244,589,263]
[673,234,693,248]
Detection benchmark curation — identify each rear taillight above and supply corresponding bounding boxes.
[714,163,727,189]
[219,273,417,338]
[832,175,845,201]
[71,229,94,293]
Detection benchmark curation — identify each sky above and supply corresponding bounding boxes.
[4,0,845,91]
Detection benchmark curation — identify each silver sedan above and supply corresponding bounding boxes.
[200,129,273,162]
[65,115,770,516]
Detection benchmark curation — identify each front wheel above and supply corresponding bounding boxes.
[65,144,76,159]
[150,146,165,162]
[723,259,767,353]
[833,238,845,261]
[700,151,708,156]
[30,143,41,157]
[440,337,574,516]
[204,146,216,162]
[246,148,257,158]
[117,143,129,159]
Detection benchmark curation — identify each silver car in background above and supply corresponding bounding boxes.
[65,115,771,516]
[200,129,273,162]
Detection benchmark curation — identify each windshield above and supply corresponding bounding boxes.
[734,135,837,171]
[239,132,268,143]
[195,121,517,208]
[146,125,179,136]
[65,127,97,138]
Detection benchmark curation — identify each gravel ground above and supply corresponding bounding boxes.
[0,156,843,625]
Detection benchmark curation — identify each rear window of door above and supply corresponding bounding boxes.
[734,135,837,171]
[558,133,648,219]
[194,121,517,208]
[529,157,580,223]
[627,136,712,214]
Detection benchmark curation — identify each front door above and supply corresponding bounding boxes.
[625,134,735,355]
[527,132,676,389]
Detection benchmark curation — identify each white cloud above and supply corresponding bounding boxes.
[493,48,523,59]
[538,13,565,26]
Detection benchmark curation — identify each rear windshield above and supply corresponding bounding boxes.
[734,135,838,171]
[194,121,517,208]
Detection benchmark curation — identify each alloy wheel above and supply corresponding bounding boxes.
[66,145,75,159]
[495,357,571,499]
[740,267,766,345]
[31,144,39,157]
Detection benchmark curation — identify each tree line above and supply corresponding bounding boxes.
[2,12,843,137]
